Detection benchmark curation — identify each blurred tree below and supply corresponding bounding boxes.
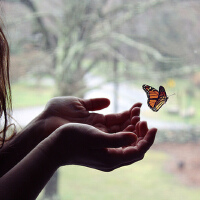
[2,0,169,199]
[3,0,169,95]
[3,0,200,199]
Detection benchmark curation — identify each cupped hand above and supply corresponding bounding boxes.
[41,96,142,137]
[44,122,157,172]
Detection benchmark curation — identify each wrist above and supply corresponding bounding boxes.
[42,124,76,167]
[37,135,61,170]
[39,108,69,138]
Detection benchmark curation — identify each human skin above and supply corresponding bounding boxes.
[0,97,157,200]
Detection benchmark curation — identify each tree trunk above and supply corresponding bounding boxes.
[113,57,119,113]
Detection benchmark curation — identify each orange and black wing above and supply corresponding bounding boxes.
[142,84,159,111]
[153,86,168,112]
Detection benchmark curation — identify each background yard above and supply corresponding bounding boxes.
[4,0,200,199]
[11,82,200,200]
[55,149,200,200]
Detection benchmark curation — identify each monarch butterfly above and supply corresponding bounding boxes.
[142,84,174,112]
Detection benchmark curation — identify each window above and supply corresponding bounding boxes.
[2,0,200,199]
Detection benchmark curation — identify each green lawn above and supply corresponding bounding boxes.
[52,150,200,200]
[11,82,55,108]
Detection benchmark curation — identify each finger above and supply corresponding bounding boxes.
[143,128,157,146]
[105,111,129,127]
[106,128,157,166]
[136,128,157,153]
[130,102,142,110]
[134,121,140,136]
[92,131,137,149]
[131,116,140,126]
[105,105,141,127]
[123,125,135,132]
[139,121,148,138]
[99,145,142,169]
[131,107,141,118]
[82,98,110,111]
[92,127,156,170]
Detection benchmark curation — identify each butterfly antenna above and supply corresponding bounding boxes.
[168,93,175,97]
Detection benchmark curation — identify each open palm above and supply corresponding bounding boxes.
[42,96,141,137]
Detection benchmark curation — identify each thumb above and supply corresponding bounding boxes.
[82,98,110,111]
[91,131,138,149]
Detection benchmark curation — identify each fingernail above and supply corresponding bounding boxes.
[133,107,141,112]
[152,128,158,132]
[138,103,142,107]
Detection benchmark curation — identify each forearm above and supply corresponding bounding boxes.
[0,137,58,200]
[0,116,46,177]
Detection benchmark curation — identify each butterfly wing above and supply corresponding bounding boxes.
[153,86,168,112]
[142,84,159,111]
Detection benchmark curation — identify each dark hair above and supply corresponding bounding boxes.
[0,22,13,148]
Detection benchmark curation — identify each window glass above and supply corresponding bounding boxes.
[2,0,200,199]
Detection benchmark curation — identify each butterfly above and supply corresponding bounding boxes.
[142,84,174,112]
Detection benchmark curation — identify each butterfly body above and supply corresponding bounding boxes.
[142,84,168,112]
